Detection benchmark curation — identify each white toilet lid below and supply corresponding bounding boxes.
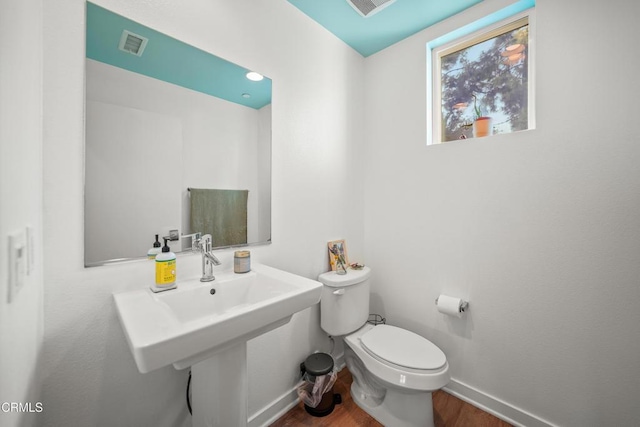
[360,325,446,370]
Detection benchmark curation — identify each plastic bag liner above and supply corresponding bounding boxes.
[296,370,338,408]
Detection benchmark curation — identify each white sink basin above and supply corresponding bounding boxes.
[114,263,321,373]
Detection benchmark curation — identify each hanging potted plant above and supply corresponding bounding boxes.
[472,94,492,138]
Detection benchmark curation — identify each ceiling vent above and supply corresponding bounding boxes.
[118,30,148,57]
[346,0,397,18]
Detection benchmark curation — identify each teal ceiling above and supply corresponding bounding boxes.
[86,3,272,109]
[287,0,484,57]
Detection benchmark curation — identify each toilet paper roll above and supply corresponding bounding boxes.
[436,295,464,318]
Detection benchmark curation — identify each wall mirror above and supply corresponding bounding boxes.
[84,2,272,267]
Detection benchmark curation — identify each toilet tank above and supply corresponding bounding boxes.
[318,267,371,336]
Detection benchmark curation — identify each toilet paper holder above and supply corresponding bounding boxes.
[434,297,469,313]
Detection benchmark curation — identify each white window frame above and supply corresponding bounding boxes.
[429,8,536,145]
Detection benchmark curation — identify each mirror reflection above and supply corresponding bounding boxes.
[84,3,272,266]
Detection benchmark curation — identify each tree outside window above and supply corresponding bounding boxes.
[440,19,529,142]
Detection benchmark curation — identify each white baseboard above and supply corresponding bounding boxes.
[444,379,556,427]
[248,384,302,427]
[248,357,552,427]
[248,352,345,427]
[333,351,346,371]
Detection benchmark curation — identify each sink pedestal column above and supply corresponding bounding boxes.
[191,342,248,427]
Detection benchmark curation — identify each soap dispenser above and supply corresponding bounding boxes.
[152,238,176,292]
[147,234,162,260]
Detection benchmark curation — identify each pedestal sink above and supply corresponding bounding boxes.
[113,263,322,426]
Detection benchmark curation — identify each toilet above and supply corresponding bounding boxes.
[318,267,449,427]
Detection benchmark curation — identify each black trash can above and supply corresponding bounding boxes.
[300,353,341,417]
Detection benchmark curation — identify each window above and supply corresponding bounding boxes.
[431,10,535,144]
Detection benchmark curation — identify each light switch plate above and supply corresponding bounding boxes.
[7,229,27,303]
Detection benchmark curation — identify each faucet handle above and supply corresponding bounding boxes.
[181,232,202,250]
[199,234,213,251]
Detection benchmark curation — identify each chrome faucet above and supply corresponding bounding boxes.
[181,232,222,282]
[195,234,221,282]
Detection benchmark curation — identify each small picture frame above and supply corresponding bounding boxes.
[327,239,349,271]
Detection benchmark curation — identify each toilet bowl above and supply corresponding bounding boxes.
[343,323,449,427]
[318,267,450,427]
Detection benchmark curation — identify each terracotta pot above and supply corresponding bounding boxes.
[473,117,493,138]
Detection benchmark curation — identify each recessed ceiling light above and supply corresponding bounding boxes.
[246,71,264,82]
[242,93,251,98]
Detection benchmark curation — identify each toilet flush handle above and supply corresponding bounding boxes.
[333,289,345,296]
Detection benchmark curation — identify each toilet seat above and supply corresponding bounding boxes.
[344,323,450,392]
[360,325,446,371]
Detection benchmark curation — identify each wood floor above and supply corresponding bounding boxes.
[270,368,512,427]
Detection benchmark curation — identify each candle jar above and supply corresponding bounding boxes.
[234,250,251,273]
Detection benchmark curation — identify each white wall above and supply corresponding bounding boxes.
[0,1,44,427]
[363,0,640,426]
[85,98,183,263]
[41,1,364,427]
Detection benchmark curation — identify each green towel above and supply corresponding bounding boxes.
[189,188,248,247]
